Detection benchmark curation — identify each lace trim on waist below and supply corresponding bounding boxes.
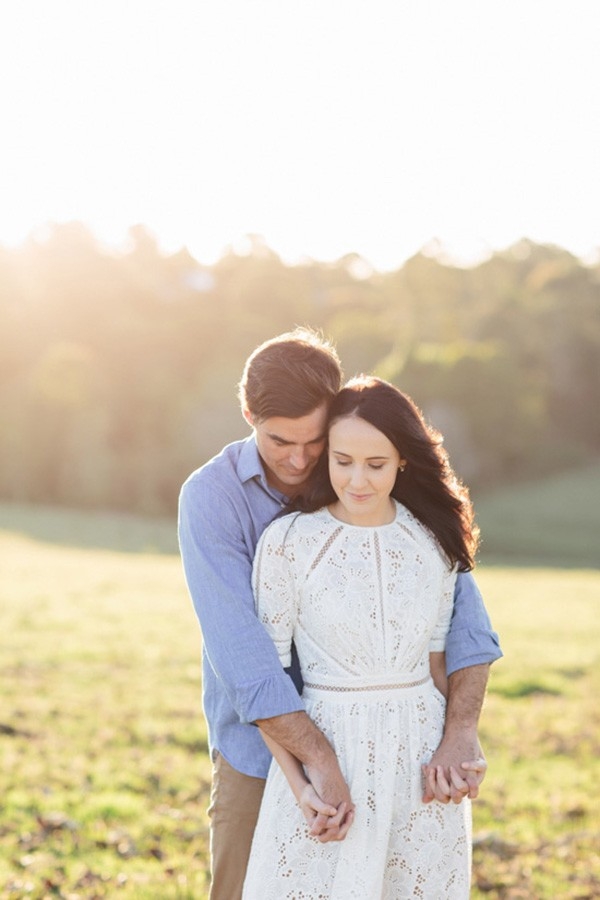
[303,674,429,693]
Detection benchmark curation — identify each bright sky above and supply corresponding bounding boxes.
[1,0,599,271]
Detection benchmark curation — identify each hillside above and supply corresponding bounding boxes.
[474,462,600,568]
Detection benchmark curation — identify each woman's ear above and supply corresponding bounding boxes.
[242,408,254,427]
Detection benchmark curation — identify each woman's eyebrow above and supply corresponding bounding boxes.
[330,450,390,461]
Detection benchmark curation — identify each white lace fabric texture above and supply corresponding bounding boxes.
[243,502,471,899]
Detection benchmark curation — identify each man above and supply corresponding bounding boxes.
[178,328,502,900]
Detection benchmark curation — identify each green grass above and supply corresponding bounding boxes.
[0,497,599,899]
[472,567,600,898]
[0,524,210,899]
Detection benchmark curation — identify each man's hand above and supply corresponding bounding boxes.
[315,803,355,843]
[298,783,337,829]
[257,710,354,840]
[423,662,489,804]
[298,784,354,842]
[305,758,355,841]
[422,731,486,804]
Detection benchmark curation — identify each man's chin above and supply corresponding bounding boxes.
[281,471,311,486]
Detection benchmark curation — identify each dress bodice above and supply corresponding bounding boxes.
[252,502,456,686]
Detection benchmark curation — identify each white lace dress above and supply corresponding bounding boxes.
[242,502,471,900]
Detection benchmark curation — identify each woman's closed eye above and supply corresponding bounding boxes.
[334,460,385,470]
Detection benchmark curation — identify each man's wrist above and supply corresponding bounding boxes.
[444,719,478,741]
[444,663,489,730]
[304,738,337,772]
[258,710,334,768]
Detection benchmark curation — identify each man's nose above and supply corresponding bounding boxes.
[289,446,309,469]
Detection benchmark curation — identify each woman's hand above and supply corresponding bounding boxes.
[299,782,337,830]
[299,784,355,842]
[315,802,355,843]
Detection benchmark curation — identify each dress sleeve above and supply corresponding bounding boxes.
[252,519,299,669]
[429,564,457,653]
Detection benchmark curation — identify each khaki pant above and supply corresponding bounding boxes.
[207,752,266,900]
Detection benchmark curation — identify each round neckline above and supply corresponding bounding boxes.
[324,499,400,530]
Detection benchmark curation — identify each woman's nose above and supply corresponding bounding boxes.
[349,465,367,487]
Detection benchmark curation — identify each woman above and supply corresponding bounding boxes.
[242,376,479,899]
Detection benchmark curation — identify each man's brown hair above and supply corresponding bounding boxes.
[239,327,342,422]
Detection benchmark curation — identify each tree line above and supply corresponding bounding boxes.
[1,223,598,516]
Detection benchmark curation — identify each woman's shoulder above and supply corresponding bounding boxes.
[261,507,330,544]
[392,501,446,557]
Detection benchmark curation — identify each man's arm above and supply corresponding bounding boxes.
[178,475,303,727]
[259,719,354,842]
[422,571,500,804]
[422,663,489,803]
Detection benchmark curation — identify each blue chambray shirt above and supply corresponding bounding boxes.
[178,435,502,779]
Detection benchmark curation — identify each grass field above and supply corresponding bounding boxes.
[1,496,599,899]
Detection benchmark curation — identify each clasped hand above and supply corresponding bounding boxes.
[299,783,355,843]
[297,738,486,842]
[422,734,487,804]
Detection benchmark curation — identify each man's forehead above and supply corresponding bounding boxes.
[261,408,327,443]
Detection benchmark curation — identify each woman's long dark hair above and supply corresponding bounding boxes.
[295,376,479,571]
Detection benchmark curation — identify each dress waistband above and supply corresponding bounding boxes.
[303,674,430,693]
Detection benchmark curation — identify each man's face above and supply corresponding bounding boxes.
[247,404,328,495]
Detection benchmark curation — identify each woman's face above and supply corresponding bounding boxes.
[328,415,404,526]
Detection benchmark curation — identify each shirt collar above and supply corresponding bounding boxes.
[237,435,264,484]
[237,435,289,503]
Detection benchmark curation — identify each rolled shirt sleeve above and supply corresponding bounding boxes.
[445,571,503,676]
[178,473,304,727]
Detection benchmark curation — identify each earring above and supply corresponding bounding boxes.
[399,463,406,473]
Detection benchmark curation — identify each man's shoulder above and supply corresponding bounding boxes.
[180,438,250,502]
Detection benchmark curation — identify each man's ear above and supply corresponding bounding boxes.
[242,408,254,427]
